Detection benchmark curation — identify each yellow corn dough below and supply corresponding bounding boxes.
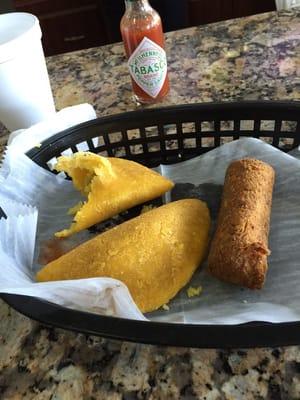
[37,199,211,313]
[54,152,174,237]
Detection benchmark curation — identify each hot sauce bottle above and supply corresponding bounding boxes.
[120,0,170,104]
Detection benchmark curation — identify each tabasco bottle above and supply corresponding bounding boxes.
[120,0,170,104]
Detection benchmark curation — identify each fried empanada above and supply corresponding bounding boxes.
[37,199,211,312]
[54,152,174,237]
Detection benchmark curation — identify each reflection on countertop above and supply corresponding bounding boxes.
[0,8,300,399]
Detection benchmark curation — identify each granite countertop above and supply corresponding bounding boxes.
[1,8,300,399]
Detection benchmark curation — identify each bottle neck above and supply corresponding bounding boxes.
[124,0,152,12]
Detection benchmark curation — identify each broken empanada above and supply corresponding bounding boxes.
[55,152,174,237]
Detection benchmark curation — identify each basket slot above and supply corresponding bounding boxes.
[75,141,89,152]
[147,141,161,152]
[182,122,196,134]
[201,137,215,148]
[129,144,144,155]
[145,125,159,137]
[220,120,234,131]
[219,132,240,142]
[260,120,275,131]
[201,121,214,132]
[278,138,294,150]
[259,136,273,145]
[113,147,126,157]
[285,121,297,132]
[108,132,123,143]
[240,120,255,132]
[165,139,178,150]
[221,136,235,144]
[162,124,177,135]
[183,138,196,148]
[61,148,73,156]
[99,150,108,157]
[127,128,141,140]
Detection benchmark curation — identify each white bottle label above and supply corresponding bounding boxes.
[128,37,168,98]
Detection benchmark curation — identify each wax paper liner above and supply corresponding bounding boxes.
[1,138,300,324]
[0,150,145,320]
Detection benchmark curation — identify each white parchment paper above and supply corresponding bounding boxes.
[1,138,300,324]
[0,148,145,320]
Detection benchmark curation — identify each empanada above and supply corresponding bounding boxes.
[37,199,211,312]
[54,152,174,237]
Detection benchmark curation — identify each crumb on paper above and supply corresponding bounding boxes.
[187,285,202,298]
[141,204,156,214]
[162,304,170,311]
[35,143,42,148]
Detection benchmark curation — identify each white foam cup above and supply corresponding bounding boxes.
[0,13,55,131]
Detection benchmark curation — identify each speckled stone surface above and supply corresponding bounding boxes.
[1,8,300,399]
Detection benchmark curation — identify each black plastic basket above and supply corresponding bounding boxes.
[2,101,300,348]
[26,101,300,169]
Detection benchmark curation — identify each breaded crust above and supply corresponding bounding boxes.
[37,199,211,312]
[208,158,275,289]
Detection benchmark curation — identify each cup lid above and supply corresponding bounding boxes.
[0,13,42,64]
